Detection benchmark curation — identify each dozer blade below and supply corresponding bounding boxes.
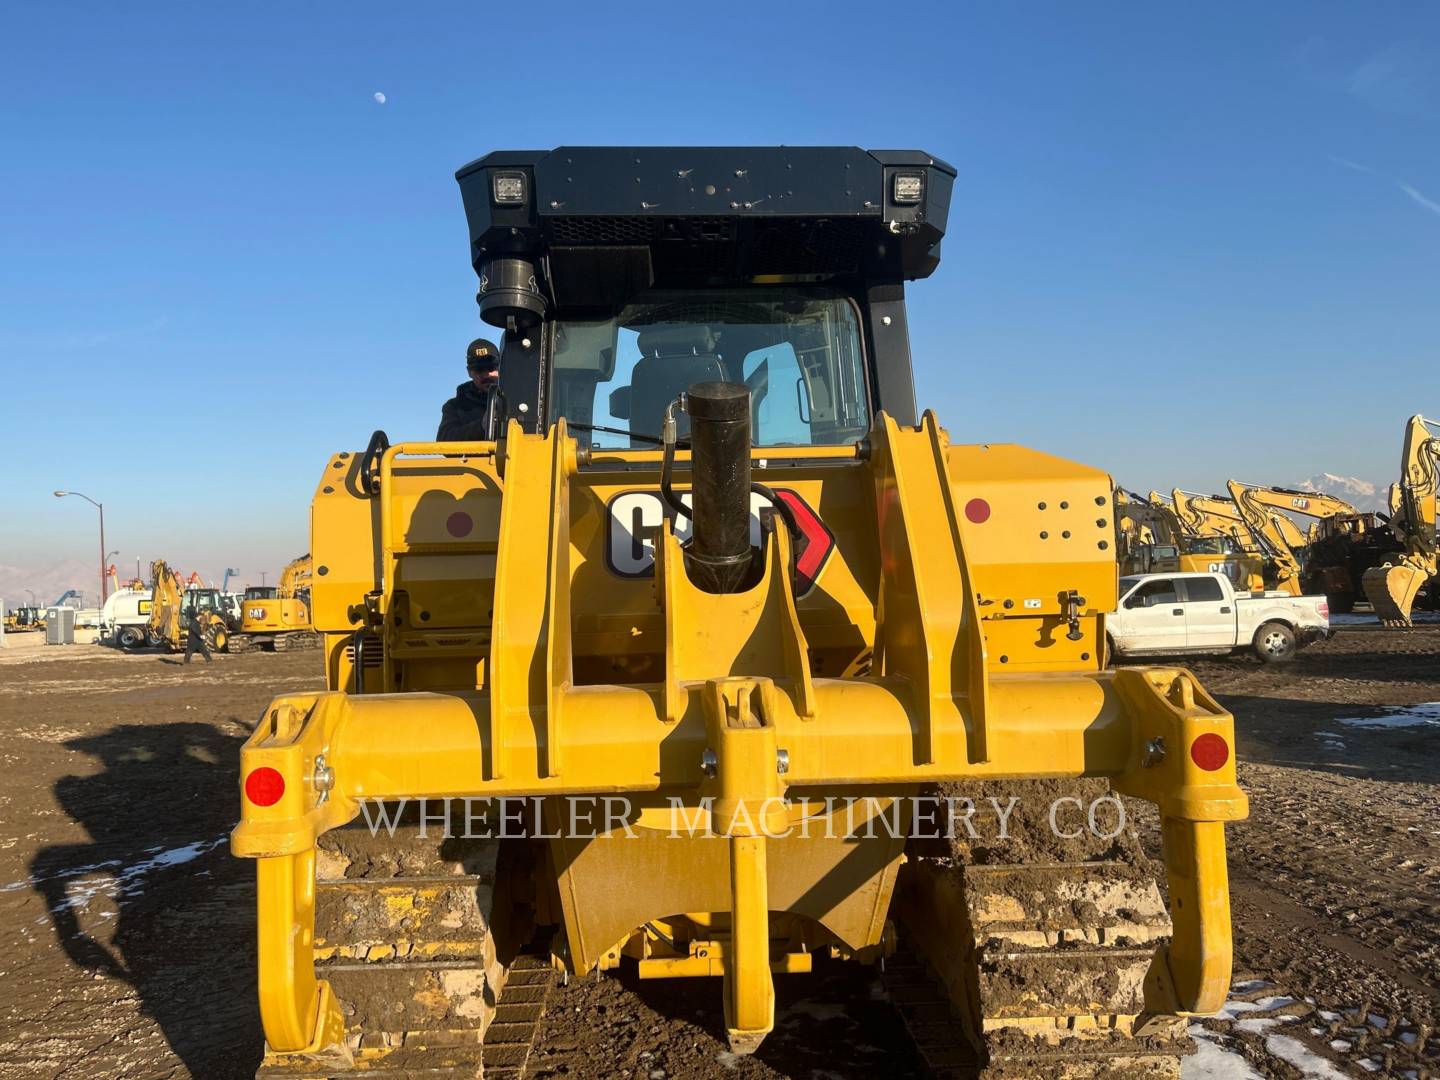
[257,821,550,1079]
[889,781,1189,1079]
[1362,564,1428,626]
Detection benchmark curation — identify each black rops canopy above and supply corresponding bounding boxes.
[455,147,955,312]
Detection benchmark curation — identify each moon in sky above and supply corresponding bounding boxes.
[373,92,387,104]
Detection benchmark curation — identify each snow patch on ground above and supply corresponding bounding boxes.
[1215,996,1298,1020]
[1338,702,1440,730]
[1184,1026,1263,1079]
[780,1000,847,1023]
[1229,979,1272,995]
[0,837,228,912]
[1196,994,1364,1080]
[1260,1030,1354,1077]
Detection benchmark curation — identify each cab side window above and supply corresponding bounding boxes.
[1125,579,1178,608]
[1182,577,1224,602]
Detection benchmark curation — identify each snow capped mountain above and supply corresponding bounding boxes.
[1295,474,1387,514]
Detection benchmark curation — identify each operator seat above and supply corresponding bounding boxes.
[628,326,725,443]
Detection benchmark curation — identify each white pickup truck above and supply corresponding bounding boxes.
[1107,571,1329,663]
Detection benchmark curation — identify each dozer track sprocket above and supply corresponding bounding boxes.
[256,819,550,1079]
[889,780,1188,1079]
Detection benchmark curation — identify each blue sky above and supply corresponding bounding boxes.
[2,2,1437,590]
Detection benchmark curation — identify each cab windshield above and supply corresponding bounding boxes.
[550,287,868,449]
[1186,536,1239,555]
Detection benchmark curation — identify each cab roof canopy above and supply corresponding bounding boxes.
[455,147,955,315]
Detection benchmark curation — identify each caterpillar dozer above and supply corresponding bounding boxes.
[230,554,320,653]
[3,605,44,633]
[147,559,232,651]
[233,147,1247,1078]
[1363,415,1439,625]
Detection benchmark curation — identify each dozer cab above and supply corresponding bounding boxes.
[1363,415,1439,625]
[230,554,320,653]
[233,147,1247,1077]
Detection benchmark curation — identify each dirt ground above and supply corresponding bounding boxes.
[0,628,1436,1079]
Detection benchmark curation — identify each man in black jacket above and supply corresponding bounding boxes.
[183,606,213,665]
[438,338,501,440]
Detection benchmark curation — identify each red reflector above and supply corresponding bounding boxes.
[1317,601,1329,619]
[1190,733,1229,771]
[964,498,991,524]
[245,766,285,807]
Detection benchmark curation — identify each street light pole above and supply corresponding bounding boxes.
[54,490,107,605]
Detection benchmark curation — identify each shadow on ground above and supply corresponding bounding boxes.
[29,720,262,1079]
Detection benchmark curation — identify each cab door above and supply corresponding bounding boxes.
[1118,577,1186,650]
[1179,575,1235,647]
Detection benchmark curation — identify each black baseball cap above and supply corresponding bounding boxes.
[466,338,499,370]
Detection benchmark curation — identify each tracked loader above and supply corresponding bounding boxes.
[233,147,1247,1077]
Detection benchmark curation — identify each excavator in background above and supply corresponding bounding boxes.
[1111,489,1249,584]
[1364,415,1440,625]
[1224,482,1397,613]
[1172,488,1306,560]
[1117,489,1260,586]
[1170,490,1249,542]
[234,146,1246,1079]
[146,559,232,652]
[1225,480,1304,596]
[230,554,319,653]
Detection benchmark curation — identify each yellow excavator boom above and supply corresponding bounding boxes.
[1224,481,1304,595]
[1363,416,1440,624]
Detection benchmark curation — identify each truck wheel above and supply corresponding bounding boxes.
[1103,633,1116,668]
[117,626,144,649]
[1253,621,1297,663]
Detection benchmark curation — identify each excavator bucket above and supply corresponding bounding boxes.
[1362,563,1427,626]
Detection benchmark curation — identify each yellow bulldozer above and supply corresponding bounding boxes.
[3,606,44,633]
[232,147,1247,1078]
[230,554,320,653]
[146,559,232,652]
[1363,415,1439,625]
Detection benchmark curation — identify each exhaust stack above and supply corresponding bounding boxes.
[683,382,753,594]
